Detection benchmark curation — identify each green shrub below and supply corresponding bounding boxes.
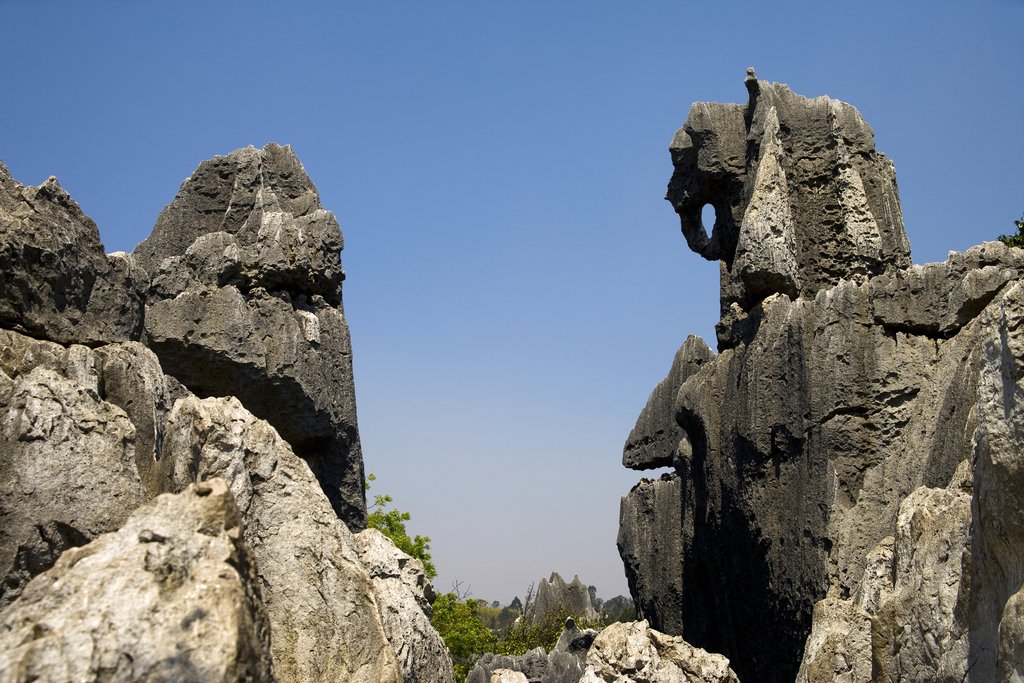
[998,216,1024,249]
[497,602,603,657]
[365,473,436,578]
[431,594,498,681]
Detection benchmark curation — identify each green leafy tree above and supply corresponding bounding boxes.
[431,593,498,681]
[365,474,436,579]
[998,215,1024,249]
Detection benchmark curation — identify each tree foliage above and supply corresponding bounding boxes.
[431,593,498,681]
[998,215,1024,249]
[365,474,436,579]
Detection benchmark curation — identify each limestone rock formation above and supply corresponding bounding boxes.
[0,479,274,683]
[356,528,455,683]
[666,69,909,349]
[137,143,366,530]
[0,153,448,683]
[158,394,401,683]
[619,70,1024,683]
[529,572,600,625]
[579,620,740,683]
[0,158,147,346]
[491,671,530,683]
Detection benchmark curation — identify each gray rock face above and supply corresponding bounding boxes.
[530,573,600,625]
[0,360,148,610]
[137,143,366,530]
[969,280,1024,682]
[0,158,147,346]
[796,460,973,682]
[620,71,1024,683]
[665,69,910,350]
[356,528,455,683]
[0,478,274,683]
[158,394,401,683]
[579,620,740,683]
[467,649,550,683]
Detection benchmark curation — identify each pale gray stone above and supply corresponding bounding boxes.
[579,620,739,683]
[0,479,273,683]
[0,365,147,610]
[158,394,401,683]
[529,573,599,625]
[355,528,455,683]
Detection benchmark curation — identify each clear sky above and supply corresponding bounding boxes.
[1,1,1021,605]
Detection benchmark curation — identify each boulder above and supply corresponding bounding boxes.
[467,649,550,683]
[579,620,740,683]
[0,158,146,346]
[0,327,179,499]
[0,364,147,610]
[356,528,455,683]
[491,671,529,683]
[0,479,273,683]
[137,143,366,530]
[158,394,401,683]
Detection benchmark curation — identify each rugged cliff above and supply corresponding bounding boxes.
[619,70,1024,682]
[0,149,453,683]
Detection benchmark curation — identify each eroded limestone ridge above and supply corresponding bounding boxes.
[620,71,1024,683]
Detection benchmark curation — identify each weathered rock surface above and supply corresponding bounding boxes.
[969,280,1024,682]
[0,158,147,346]
[137,143,366,530]
[579,620,740,683]
[491,671,530,683]
[0,362,148,610]
[158,394,401,683]
[620,70,1024,683]
[530,573,600,625]
[0,478,274,683]
[622,336,714,471]
[666,69,910,348]
[796,459,973,682]
[356,528,454,683]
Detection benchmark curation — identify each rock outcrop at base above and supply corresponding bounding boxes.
[619,71,1024,683]
[0,479,274,683]
[580,620,740,683]
[136,143,366,531]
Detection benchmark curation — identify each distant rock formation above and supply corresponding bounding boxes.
[529,572,600,625]
[619,71,1024,682]
[0,151,450,682]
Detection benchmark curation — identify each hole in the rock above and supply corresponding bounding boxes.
[700,203,716,239]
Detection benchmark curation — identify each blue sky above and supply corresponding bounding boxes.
[2,1,1021,605]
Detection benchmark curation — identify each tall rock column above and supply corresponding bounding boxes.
[136,143,368,530]
[620,70,1024,683]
